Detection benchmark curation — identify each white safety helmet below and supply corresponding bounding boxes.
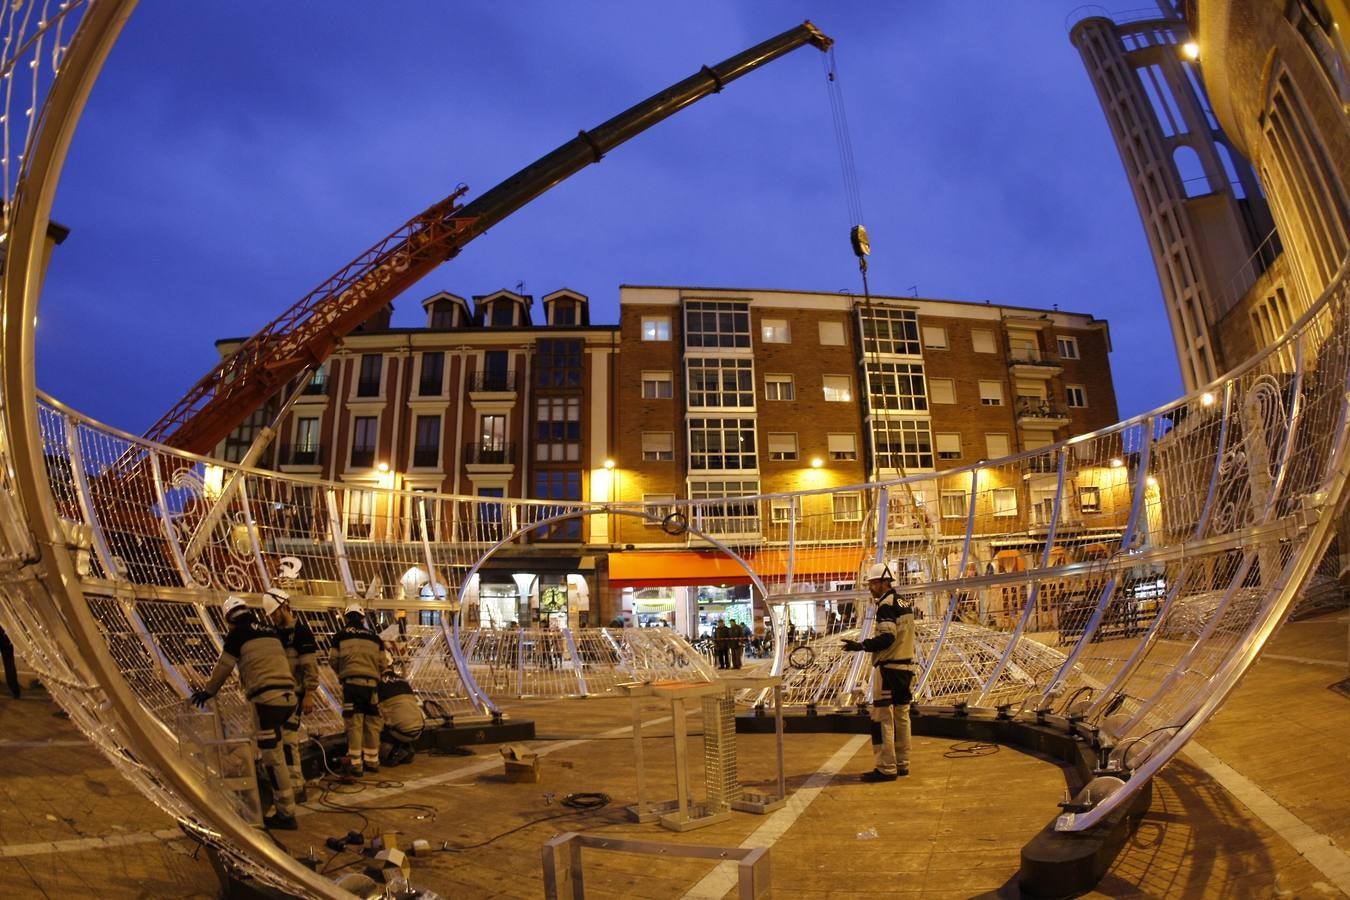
[222,595,250,623]
[344,601,365,618]
[261,587,290,617]
[863,563,894,583]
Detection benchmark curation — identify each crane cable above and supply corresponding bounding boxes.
[822,49,939,587]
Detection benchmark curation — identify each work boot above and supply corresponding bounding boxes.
[295,787,309,804]
[338,759,362,779]
[263,812,299,831]
[860,769,898,783]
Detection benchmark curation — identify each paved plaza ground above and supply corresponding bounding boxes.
[0,612,1347,899]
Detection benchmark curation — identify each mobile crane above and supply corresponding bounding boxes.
[144,21,832,456]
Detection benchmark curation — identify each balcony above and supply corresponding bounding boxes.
[1007,346,1063,379]
[354,378,382,398]
[277,443,324,468]
[468,370,516,394]
[412,447,440,468]
[1016,396,1071,427]
[464,442,516,466]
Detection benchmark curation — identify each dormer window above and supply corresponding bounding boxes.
[429,304,457,329]
[552,302,576,326]
[491,302,515,327]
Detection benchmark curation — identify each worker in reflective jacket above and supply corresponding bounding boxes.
[262,587,319,801]
[330,601,383,776]
[377,659,425,767]
[841,563,917,782]
[191,596,299,830]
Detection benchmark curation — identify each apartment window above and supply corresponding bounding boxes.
[1057,336,1080,359]
[409,489,440,542]
[985,433,1011,459]
[304,362,329,396]
[922,325,948,349]
[293,417,320,465]
[971,330,996,354]
[764,374,795,401]
[356,354,383,397]
[533,470,582,540]
[860,307,921,355]
[687,358,755,408]
[429,303,457,329]
[642,316,671,341]
[993,487,1018,517]
[1066,385,1087,408]
[767,433,798,461]
[475,487,505,539]
[551,302,577,326]
[770,499,800,523]
[978,380,1004,406]
[761,318,790,343]
[818,321,846,345]
[641,371,673,399]
[490,302,515,326]
[832,492,862,522]
[940,491,968,519]
[413,415,440,467]
[873,419,934,470]
[641,431,674,461]
[823,375,852,402]
[866,361,928,411]
[482,350,510,391]
[689,418,757,470]
[536,339,583,388]
[418,352,444,396]
[928,378,955,405]
[827,433,857,461]
[535,398,580,462]
[935,432,962,461]
[688,479,759,535]
[1079,486,1101,514]
[643,494,676,525]
[345,489,374,539]
[350,415,378,468]
[684,300,751,349]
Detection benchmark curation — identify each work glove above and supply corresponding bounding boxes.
[840,639,864,652]
[302,693,315,714]
[189,689,212,709]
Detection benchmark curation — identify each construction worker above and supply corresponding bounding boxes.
[262,586,319,802]
[190,595,299,830]
[330,601,383,776]
[377,656,425,767]
[841,563,917,782]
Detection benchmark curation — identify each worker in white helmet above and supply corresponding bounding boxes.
[840,562,917,782]
[191,595,299,829]
[330,601,383,776]
[262,586,319,801]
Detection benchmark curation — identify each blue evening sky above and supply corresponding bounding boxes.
[37,3,1181,434]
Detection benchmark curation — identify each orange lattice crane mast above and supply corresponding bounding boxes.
[144,21,832,456]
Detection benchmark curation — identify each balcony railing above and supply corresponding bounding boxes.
[464,442,516,465]
[355,378,382,397]
[469,370,516,393]
[1016,397,1070,422]
[277,443,324,466]
[350,448,376,468]
[413,447,440,467]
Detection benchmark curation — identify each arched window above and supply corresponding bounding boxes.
[1172,144,1208,197]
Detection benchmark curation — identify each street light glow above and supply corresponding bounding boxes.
[1182,41,1200,60]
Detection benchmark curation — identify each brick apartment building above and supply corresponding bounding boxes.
[217,284,1119,634]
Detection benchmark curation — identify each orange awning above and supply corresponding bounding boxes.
[607,547,866,589]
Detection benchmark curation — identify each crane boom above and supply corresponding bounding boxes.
[146,21,832,455]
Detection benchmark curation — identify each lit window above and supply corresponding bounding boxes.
[978,380,1004,406]
[832,492,862,522]
[940,491,968,519]
[1066,385,1087,408]
[823,375,852,402]
[641,371,673,399]
[1057,336,1080,359]
[765,374,795,401]
[643,493,676,525]
[761,318,790,343]
[641,316,670,341]
[993,488,1018,517]
[770,499,799,523]
[1079,486,1101,514]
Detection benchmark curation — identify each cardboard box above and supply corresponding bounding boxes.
[500,744,541,783]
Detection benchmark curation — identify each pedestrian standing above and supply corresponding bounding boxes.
[331,601,384,777]
[262,587,319,802]
[714,619,731,669]
[730,621,745,669]
[841,563,917,782]
[191,596,299,829]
